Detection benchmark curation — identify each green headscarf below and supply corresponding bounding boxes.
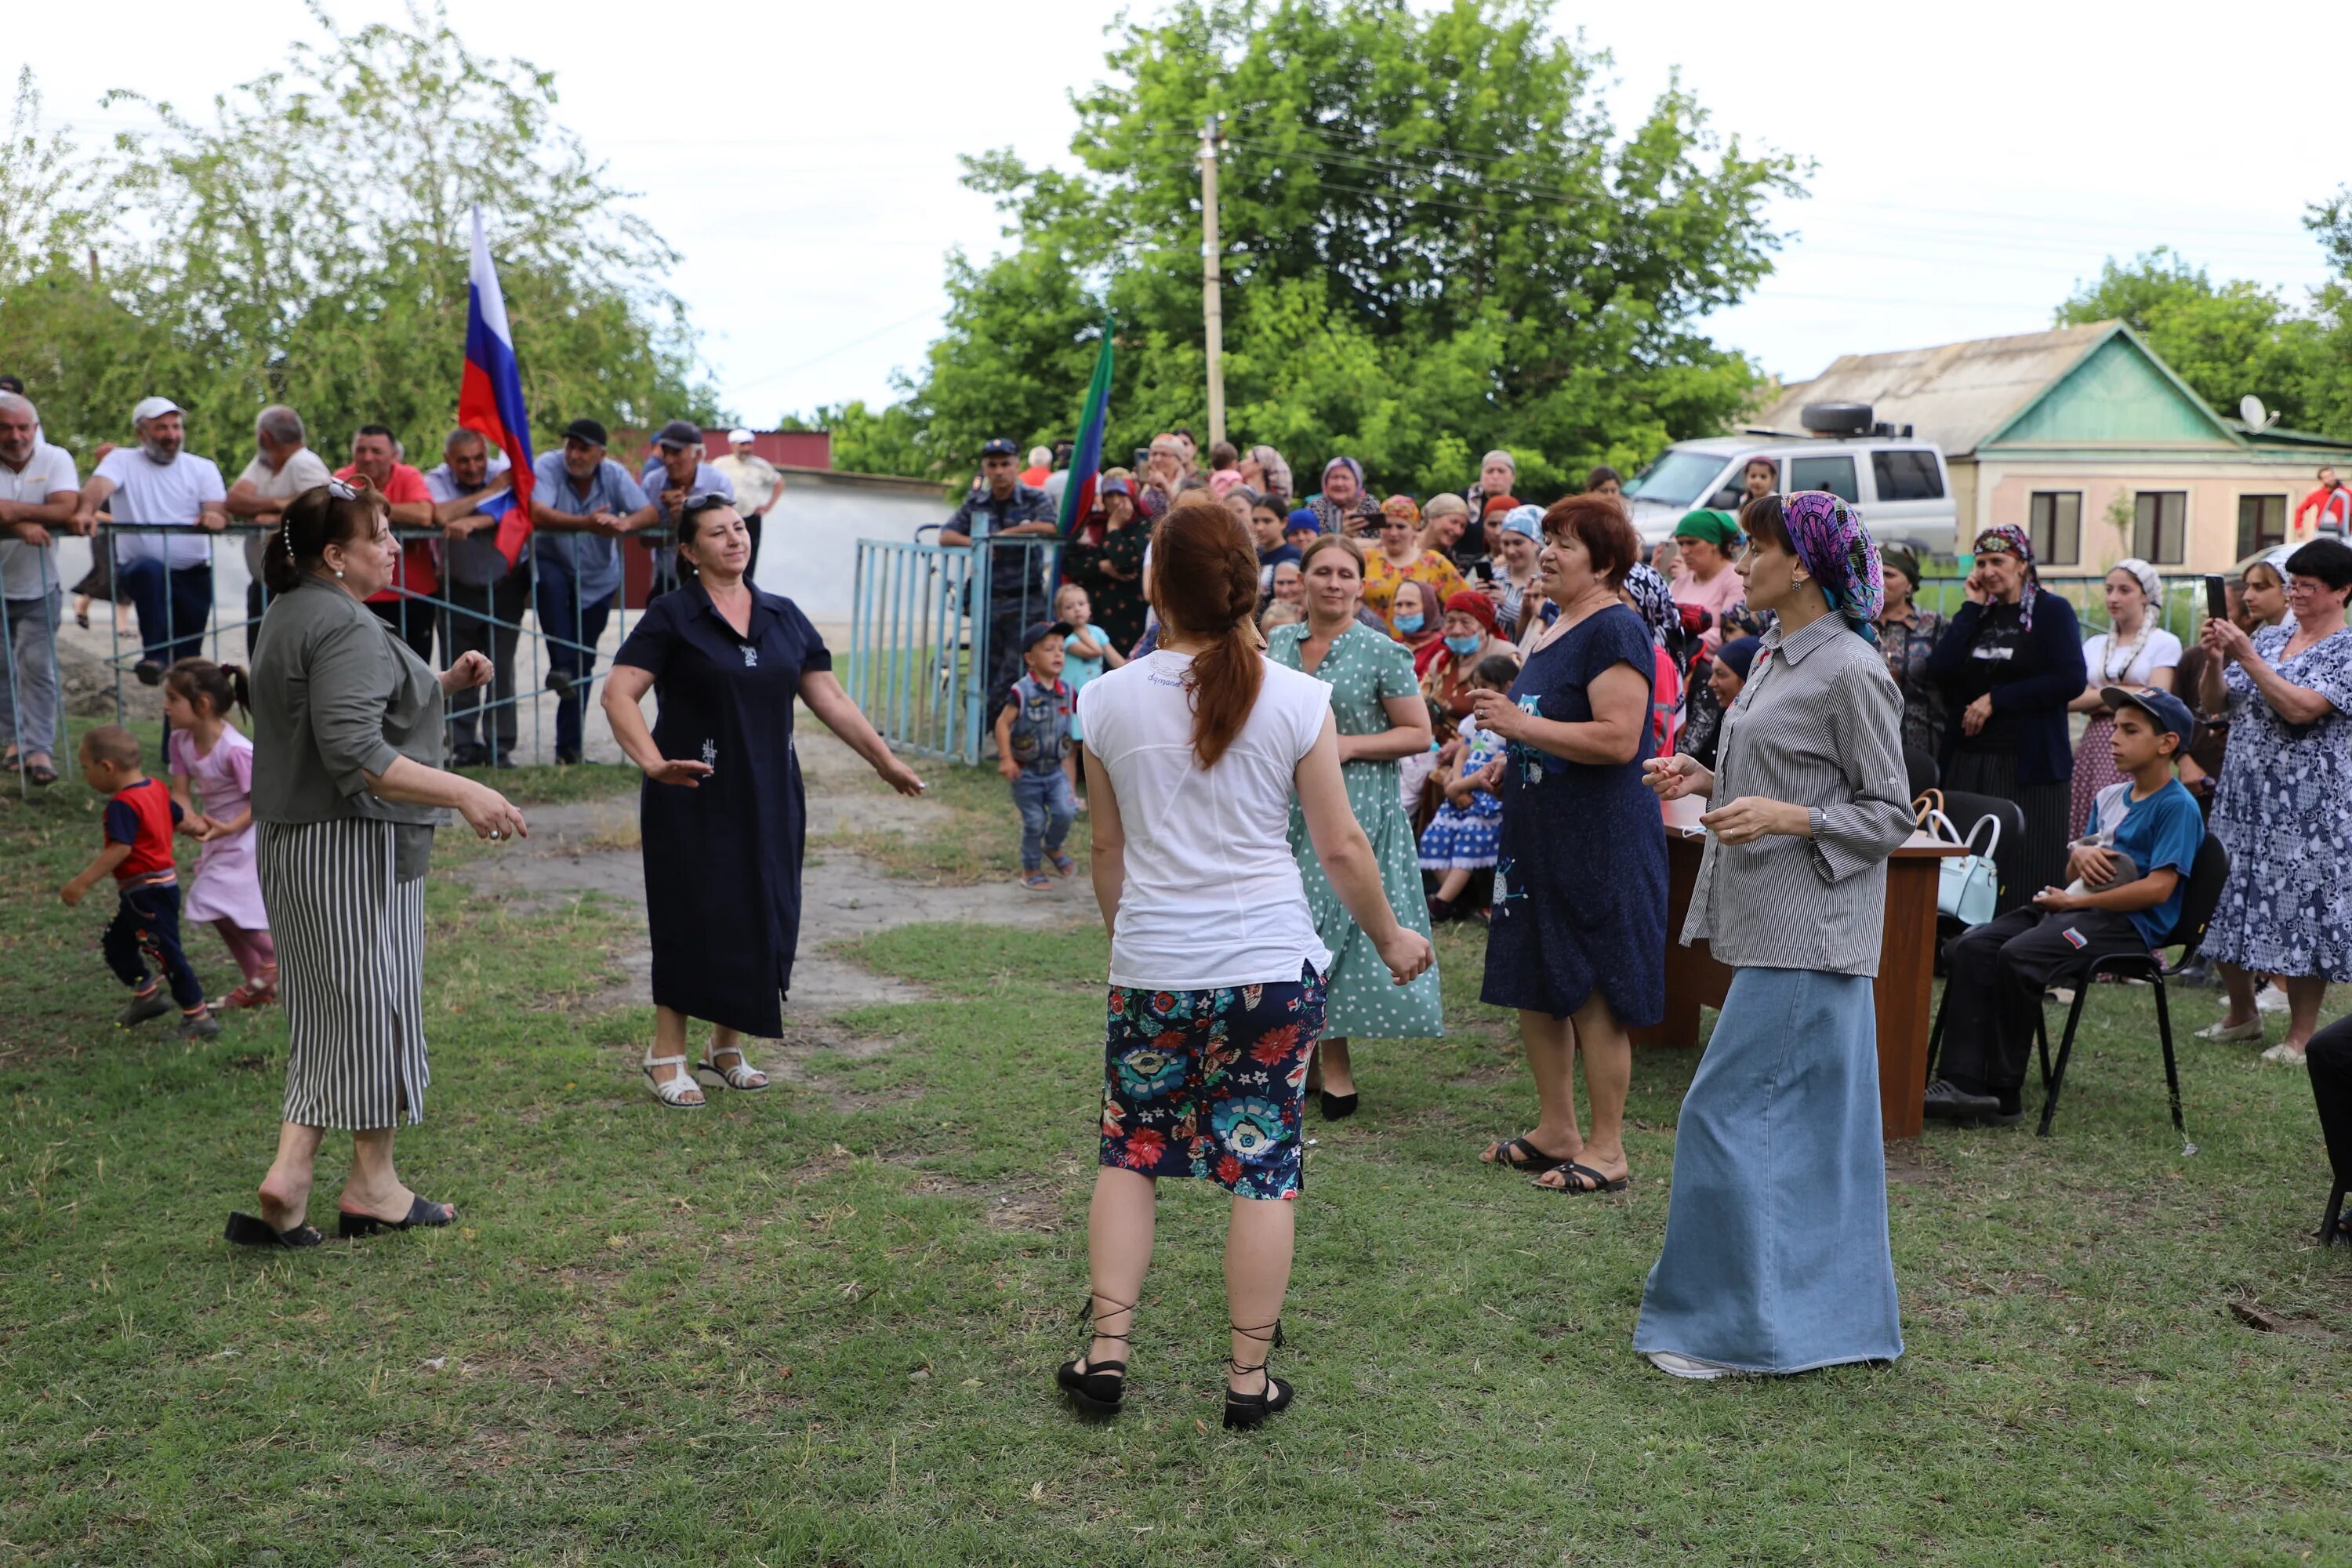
[1674,508,1741,548]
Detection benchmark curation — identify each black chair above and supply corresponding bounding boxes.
[1904,745,1940,802]
[2310,1017,2352,1248]
[2030,834,2229,1138]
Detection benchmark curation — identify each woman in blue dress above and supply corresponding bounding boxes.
[1468,495,1665,1194]
[1637,492,1915,1378]
[603,499,926,1107]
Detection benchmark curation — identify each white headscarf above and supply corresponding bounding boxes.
[2111,556,2162,604]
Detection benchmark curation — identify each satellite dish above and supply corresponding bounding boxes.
[2239,394,2278,432]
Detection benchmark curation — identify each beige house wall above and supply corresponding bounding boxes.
[1976,460,2318,572]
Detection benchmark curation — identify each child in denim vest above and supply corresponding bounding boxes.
[996,619,1079,891]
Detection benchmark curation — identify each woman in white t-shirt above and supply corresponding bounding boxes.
[2068,557,2183,837]
[1062,499,1432,1432]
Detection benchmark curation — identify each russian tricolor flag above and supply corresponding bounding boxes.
[456,205,535,568]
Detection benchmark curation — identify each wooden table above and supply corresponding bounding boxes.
[1629,827,1964,1140]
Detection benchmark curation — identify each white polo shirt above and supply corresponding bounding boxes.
[0,441,79,598]
[97,446,227,570]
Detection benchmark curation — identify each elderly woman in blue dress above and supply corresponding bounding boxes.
[2194,536,2352,1064]
[1638,491,1916,1379]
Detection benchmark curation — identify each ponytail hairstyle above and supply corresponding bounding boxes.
[1147,499,1265,769]
[163,657,249,720]
[263,481,389,595]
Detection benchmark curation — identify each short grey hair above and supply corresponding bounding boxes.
[0,392,36,424]
[256,405,306,445]
[445,426,488,455]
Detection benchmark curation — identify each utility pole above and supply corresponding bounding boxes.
[1199,116,1225,449]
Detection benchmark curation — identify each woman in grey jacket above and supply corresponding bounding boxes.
[226,479,528,1249]
[1635,492,1916,1379]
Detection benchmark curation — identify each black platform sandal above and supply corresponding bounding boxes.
[337,1193,456,1239]
[224,1211,324,1249]
[1318,1091,1359,1120]
[1221,1317,1294,1431]
[1054,1294,1134,1416]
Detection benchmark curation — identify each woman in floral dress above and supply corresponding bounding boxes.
[1269,535,1443,1119]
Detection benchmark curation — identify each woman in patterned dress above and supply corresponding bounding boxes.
[1873,543,1945,761]
[2194,538,2352,1063]
[1268,535,1443,1119]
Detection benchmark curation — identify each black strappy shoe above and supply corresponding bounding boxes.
[1054,1294,1134,1417]
[1222,1318,1294,1431]
[224,1211,324,1249]
[337,1193,456,1240]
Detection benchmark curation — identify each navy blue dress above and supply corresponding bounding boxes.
[612,579,829,1038]
[1479,602,1666,1026]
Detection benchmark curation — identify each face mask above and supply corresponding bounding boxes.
[1392,612,1425,634]
[1444,633,1482,655]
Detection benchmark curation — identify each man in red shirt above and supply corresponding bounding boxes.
[336,424,439,662]
[2295,466,2351,542]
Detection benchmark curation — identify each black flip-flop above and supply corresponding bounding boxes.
[25,762,57,788]
[337,1194,456,1240]
[1484,1135,1571,1171]
[225,1210,324,1248]
[1537,1160,1629,1194]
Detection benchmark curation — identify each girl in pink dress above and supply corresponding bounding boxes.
[163,660,277,1008]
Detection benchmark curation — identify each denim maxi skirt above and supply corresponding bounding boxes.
[1634,967,1903,1374]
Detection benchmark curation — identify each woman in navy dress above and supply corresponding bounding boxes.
[1468,495,1666,1194]
[604,499,925,1107]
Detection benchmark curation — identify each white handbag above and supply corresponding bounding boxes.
[1925,808,2001,927]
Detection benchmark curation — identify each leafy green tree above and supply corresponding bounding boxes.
[2300,189,2352,440]
[2056,248,2330,434]
[778,398,936,482]
[0,2,717,470]
[875,0,1804,495]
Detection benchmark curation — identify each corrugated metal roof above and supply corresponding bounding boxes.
[1754,322,2120,457]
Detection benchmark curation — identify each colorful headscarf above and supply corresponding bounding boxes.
[1443,588,1499,637]
[1381,494,1422,525]
[1972,524,2041,630]
[1500,504,1543,542]
[1623,563,1680,649]
[2111,556,2162,605]
[1786,491,1884,642]
[1323,456,1365,492]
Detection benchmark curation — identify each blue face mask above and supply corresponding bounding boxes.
[1444,633,1483,655]
[1393,612,1425,634]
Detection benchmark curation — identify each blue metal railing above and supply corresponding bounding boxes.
[848,536,1062,765]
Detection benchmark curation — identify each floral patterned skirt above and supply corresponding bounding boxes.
[1098,965,1328,1200]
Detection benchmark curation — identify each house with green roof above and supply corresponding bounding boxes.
[1755,321,2352,572]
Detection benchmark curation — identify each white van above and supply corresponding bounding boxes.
[1622,404,1958,557]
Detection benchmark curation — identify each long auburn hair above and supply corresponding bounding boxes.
[1147,499,1264,768]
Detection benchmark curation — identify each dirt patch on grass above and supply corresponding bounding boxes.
[908,1172,1069,1233]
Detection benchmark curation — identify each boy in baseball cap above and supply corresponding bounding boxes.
[995,620,1079,890]
[1929,684,2207,1123]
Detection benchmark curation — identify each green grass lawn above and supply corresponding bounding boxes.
[2,741,2347,1566]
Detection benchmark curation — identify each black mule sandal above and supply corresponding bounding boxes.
[1537,1160,1628,1194]
[1222,1317,1293,1431]
[1055,1294,1134,1416]
[337,1194,456,1239]
[1483,1135,1570,1171]
[225,1211,324,1248]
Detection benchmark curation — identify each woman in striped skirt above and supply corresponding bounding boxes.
[225,479,528,1249]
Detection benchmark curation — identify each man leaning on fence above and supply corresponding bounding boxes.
[936,437,1060,712]
[530,418,654,764]
[336,425,441,666]
[0,392,81,787]
[224,406,335,656]
[78,397,227,685]
[426,429,525,767]
[638,420,735,600]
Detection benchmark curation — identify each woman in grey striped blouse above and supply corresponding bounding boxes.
[225,480,528,1250]
[1635,492,1916,1380]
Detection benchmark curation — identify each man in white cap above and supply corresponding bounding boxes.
[77,397,227,684]
[710,427,783,579]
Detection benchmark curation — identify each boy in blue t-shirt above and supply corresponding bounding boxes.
[1928,686,2205,1126]
[995,620,1078,891]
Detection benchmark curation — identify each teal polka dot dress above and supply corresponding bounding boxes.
[1269,622,1444,1040]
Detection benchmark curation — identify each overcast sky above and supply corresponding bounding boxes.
[19,0,2350,431]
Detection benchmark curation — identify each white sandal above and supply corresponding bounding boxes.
[696,1043,769,1091]
[643,1052,706,1109]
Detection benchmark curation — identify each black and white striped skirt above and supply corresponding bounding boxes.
[256,818,430,1130]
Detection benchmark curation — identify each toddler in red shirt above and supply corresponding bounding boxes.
[60,724,220,1037]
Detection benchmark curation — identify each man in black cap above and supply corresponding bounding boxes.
[529,418,656,762]
[936,437,1060,712]
[637,419,735,600]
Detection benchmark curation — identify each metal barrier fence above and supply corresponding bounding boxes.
[0,519,688,793]
[1915,574,2225,643]
[846,536,1064,766]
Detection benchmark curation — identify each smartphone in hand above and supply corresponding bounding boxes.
[2203,573,2227,626]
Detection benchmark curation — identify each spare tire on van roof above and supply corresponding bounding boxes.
[1800,402,1873,436]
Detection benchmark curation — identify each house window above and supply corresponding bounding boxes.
[1788,454,1859,502]
[1871,449,1944,502]
[2028,492,2081,566]
[2236,494,2286,557]
[2133,492,2187,564]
